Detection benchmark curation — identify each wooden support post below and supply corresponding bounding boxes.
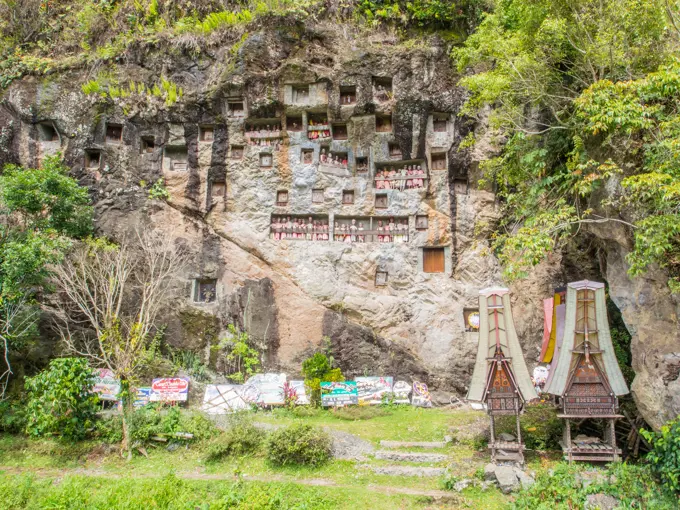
[565,419,572,464]
[610,419,619,462]
[490,415,496,464]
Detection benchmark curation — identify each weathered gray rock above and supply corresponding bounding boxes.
[513,467,535,489]
[374,451,448,463]
[453,479,473,492]
[484,463,497,481]
[494,466,520,494]
[498,432,516,441]
[584,493,620,510]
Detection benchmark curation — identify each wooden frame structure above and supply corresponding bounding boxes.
[544,280,629,463]
[467,288,538,465]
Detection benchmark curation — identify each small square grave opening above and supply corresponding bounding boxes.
[433,114,448,133]
[228,101,245,117]
[375,271,388,287]
[287,116,303,131]
[373,77,393,101]
[388,142,402,159]
[85,150,101,169]
[141,136,155,154]
[230,145,244,159]
[211,181,226,198]
[355,157,369,173]
[376,115,392,133]
[432,152,447,170]
[332,124,348,140]
[276,190,289,205]
[454,178,468,195]
[375,194,388,209]
[342,190,355,204]
[106,123,123,143]
[329,151,348,168]
[165,146,188,171]
[37,123,58,142]
[312,188,324,203]
[260,153,273,167]
[200,126,214,142]
[416,215,428,230]
[423,247,445,273]
[194,279,217,303]
[292,85,310,103]
[302,148,314,164]
[340,85,357,105]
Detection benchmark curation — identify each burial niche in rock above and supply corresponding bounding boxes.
[276,190,289,206]
[230,145,244,159]
[415,215,428,230]
[388,142,402,159]
[375,161,427,191]
[270,214,329,241]
[332,123,348,140]
[342,190,355,205]
[193,279,217,303]
[467,287,538,465]
[287,116,303,132]
[302,148,314,164]
[432,113,449,133]
[141,136,155,154]
[376,114,392,133]
[422,247,445,273]
[307,113,330,140]
[37,122,58,142]
[199,125,214,142]
[259,153,273,168]
[374,193,388,209]
[431,152,446,171]
[105,123,123,144]
[292,84,310,104]
[246,120,282,149]
[85,150,101,169]
[463,308,480,332]
[164,146,188,171]
[312,188,324,203]
[228,100,245,117]
[355,157,368,173]
[375,271,388,287]
[453,178,468,195]
[334,216,409,243]
[373,77,393,102]
[340,85,357,105]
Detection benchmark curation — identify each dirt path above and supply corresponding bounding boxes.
[0,465,459,501]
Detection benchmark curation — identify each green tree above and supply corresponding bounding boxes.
[24,357,99,440]
[0,156,92,396]
[454,1,679,287]
[301,352,344,406]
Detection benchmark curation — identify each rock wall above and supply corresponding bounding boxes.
[1,18,677,427]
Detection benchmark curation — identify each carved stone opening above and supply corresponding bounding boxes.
[433,113,448,133]
[375,194,388,209]
[454,178,468,195]
[230,145,244,159]
[106,123,123,143]
[228,101,245,117]
[432,152,446,170]
[355,157,369,173]
[302,148,314,164]
[376,114,392,133]
[165,146,188,171]
[342,190,355,204]
[287,116,303,131]
[292,85,310,104]
[276,190,289,206]
[375,271,388,287]
[423,247,445,273]
[85,150,101,169]
[37,123,58,142]
[332,124,348,140]
[340,85,357,105]
[373,77,393,101]
[194,279,217,303]
[199,126,214,142]
[141,136,155,153]
[388,142,402,159]
[260,153,273,167]
[415,215,428,230]
[312,188,324,203]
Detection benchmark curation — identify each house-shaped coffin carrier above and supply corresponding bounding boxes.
[467,288,537,464]
[543,280,629,463]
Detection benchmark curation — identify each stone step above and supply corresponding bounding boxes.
[379,440,447,449]
[369,465,447,477]
[374,451,448,463]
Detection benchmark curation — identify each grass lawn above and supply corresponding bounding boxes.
[0,406,550,509]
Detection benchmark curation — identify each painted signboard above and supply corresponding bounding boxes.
[245,373,286,406]
[288,380,310,405]
[355,376,393,405]
[411,381,433,408]
[133,387,152,408]
[392,380,411,404]
[320,381,358,407]
[150,377,190,402]
[202,384,259,414]
[93,368,121,401]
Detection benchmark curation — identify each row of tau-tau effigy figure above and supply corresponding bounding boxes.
[466,281,629,466]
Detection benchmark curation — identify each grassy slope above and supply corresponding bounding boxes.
[0,407,525,509]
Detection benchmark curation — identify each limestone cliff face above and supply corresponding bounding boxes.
[1,18,677,427]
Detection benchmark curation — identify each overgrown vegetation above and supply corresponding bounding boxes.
[266,423,333,467]
[203,413,264,462]
[301,351,344,406]
[513,462,678,509]
[24,358,99,441]
[642,415,680,493]
[220,324,261,384]
[495,401,563,451]
[455,0,680,293]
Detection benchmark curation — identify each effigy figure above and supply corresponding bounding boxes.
[377,220,384,242]
[350,219,358,242]
[358,222,365,242]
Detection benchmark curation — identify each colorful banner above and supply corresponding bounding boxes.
[411,381,432,408]
[92,368,121,401]
[150,377,189,402]
[320,381,358,407]
[392,380,411,404]
[133,387,153,407]
[245,373,286,406]
[288,380,310,405]
[355,376,393,405]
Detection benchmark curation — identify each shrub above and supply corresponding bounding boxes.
[0,399,26,434]
[513,462,677,509]
[495,401,562,450]
[301,352,344,406]
[203,415,264,463]
[642,416,680,493]
[24,358,99,440]
[266,424,333,467]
